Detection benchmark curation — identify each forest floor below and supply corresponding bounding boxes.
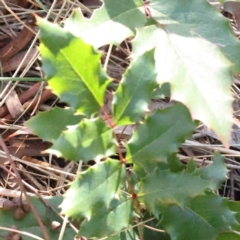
[1,0,240,239]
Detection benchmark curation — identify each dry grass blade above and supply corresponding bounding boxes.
[0,0,85,238]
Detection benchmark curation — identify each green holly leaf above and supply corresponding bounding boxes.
[25,107,82,142]
[64,0,146,48]
[160,193,238,240]
[131,1,236,145]
[139,169,213,216]
[48,118,115,161]
[61,159,126,219]
[113,50,157,126]
[216,232,240,240]
[186,159,198,174]
[227,200,240,231]
[38,18,110,117]
[148,0,240,72]
[133,154,184,179]
[196,152,228,190]
[138,212,171,240]
[108,229,140,240]
[167,154,185,173]
[79,197,135,238]
[126,103,197,171]
[151,82,171,99]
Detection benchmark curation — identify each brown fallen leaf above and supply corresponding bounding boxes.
[5,88,24,119]
[0,23,35,62]
[2,47,38,73]
[4,88,52,120]
[0,37,11,48]
[224,1,240,29]
[4,127,34,141]
[0,82,46,118]
[2,138,51,158]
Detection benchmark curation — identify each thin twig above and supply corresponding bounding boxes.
[0,136,50,240]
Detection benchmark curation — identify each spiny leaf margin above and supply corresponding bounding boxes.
[61,159,126,220]
[38,17,110,117]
